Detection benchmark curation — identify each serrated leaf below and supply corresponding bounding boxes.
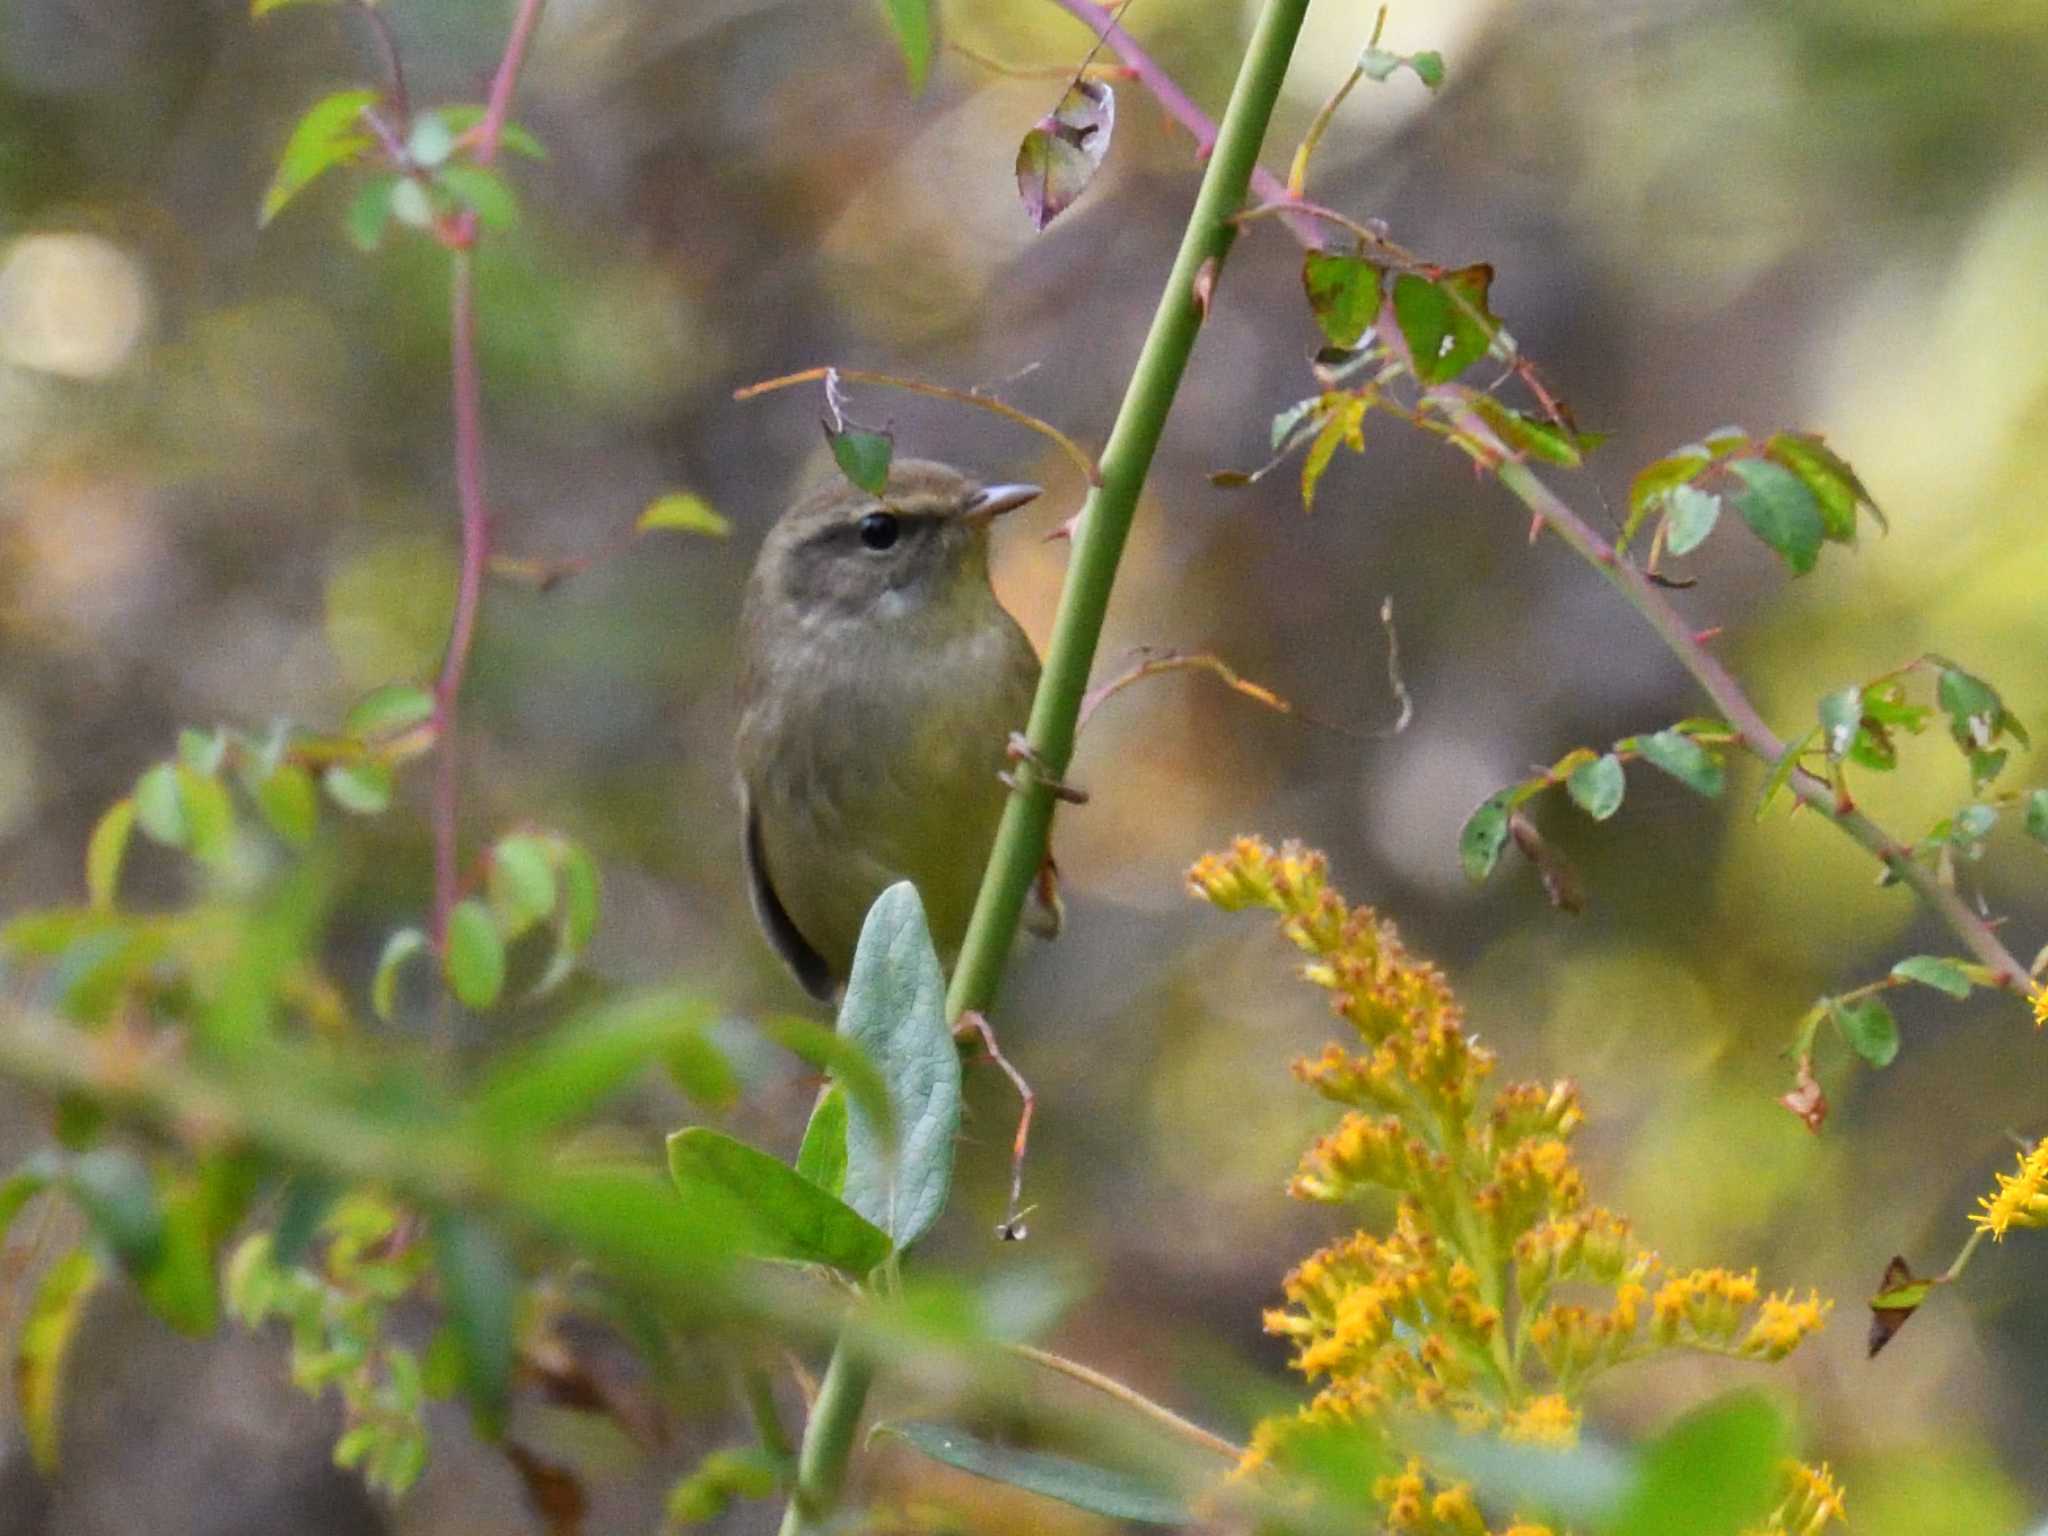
[488,834,557,940]
[1765,432,1880,538]
[323,759,393,815]
[345,683,435,739]
[372,927,428,1021]
[1818,685,1863,762]
[1662,484,1722,556]
[1639,728,1725,797]
[17,1248,99,1474]
[85,798,136,912]
[1302,250,1381,349]
[1468,396,1591,468]
[1300,392,1366,511]
[636,492,730,538]
[1890,955,1972,1000]
[1727,457,1824,575]
[1391,265,1495,385]
[828,426,894,495]
[1567,753,1626,821]
[1830,995,1900,1068]
[261,89,379,227]
[444,899,505,1010]
[875,1422,1187,1526]
[255,762,319,848]
[437,164,518,231]
[837,883,959,1252]
[431,1211,518,1435]
[1016,79,1115,231]
[877,0,934,91]
[796,1083,849,1197]
[135,762,186,848]
[668,1127,891,1274]
[1459,790,1515,882]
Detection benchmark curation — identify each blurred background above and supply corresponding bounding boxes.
[2,0,2046,1531]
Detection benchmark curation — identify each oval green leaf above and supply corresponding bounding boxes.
[1638,729,1725,798]
[85,797,136,911]
[323,759,394,816]
[1830,995,1900,1068]
[488,834,557,940]
[1889,955,1971,1000]
[1567,753,1626,822]
[372,926,428,1021]
[1727,457,1825,575]
[344,683,435,740]
[1459,790,1515,882]
[444,899,506,1010]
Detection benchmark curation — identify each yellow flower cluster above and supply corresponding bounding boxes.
[1970,1136,2048,1239]
[1191,838,1842,1536]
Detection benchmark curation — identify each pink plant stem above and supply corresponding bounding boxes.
[477,0,548,167]
[1068,1,2034,998]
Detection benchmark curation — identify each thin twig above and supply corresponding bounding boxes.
[355,0,411,124]
[734,366,1102,487]
[1010,1344,1245,1463]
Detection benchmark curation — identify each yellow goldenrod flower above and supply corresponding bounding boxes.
[1970,1137,2048,1239]
[1740,1291,1833,1360]
[2032,985,2048,1030]
[1501,1393,1580,1447]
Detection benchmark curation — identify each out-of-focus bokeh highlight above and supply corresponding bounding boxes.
[2,0,2046,1531]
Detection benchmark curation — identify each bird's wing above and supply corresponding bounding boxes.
[743,792,838,1002]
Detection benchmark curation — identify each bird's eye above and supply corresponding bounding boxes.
[857,511,900,551]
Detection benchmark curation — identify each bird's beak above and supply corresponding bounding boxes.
[960,483,1041,525]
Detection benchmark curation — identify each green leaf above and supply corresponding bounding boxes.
[444,899,506,1010]
[1765,432,1880,539]
[1933,662,2023,784]
[488,834,557,940]
[372,926,428,1021]
[254,762,319,848]
[1459,790,1515,881]
[636,492,730,538]
[837,883,960,1252]
[323,759,393,815]
[1818,685,1863,762]
[176,766,236,868]
[135,762,186,848]
[667,1127,891,1275]
[1638,729,1725,797]
[1467,396,1592,468]
[1299,393,1366,512]
[431,106,548,161]
[829,426,895,495]
[252,0,342,15]
[875,1422,1187,1526]
[66,1149,164,1271]
[178,728,227,775]
[1015,79,1115,231]
[1662,484,1722,556]
[345,174,401,251]
[1755,725,1817,817]
[85,797,136,912]
[431,1212,518,1435]
[137,1178,224,1335]
[1408,50,1446,89]
[1890,955,1972,1000]
[1608,1392,1788,1536]
[16,1247,99,1474]
[1727,457,1825,575]
[1629,447,1713,517]
[2025,789,2048,845]
[759,1015,894,1148]
[345,683,434,739]
[796,1084,849,1197]
[1302,250,1381,349]
[261,88,379,227]
[531,838,602,998]
[1391,265,1495,385]
[876,0,935,91]
[1830,995,1900,1068]
[471,990,718,1142]
[437,164,519,231]
[1566,753,1625,822]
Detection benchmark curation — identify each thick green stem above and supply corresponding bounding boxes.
[947,0,1313,1021]
[774,6,1312,1529]
[776,1337,875,1536]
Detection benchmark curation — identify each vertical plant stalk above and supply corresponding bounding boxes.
[775,7,1313,1532]
[948,0,1313,1021]
[426,0,548,950]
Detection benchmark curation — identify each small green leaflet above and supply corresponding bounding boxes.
[1302,251,1381,349]
[1637,729,1724,797]
[1829,995,1899,1068]
[444,899,505,1010]
[1567,754,1625,821]
[637,492,729,537]
[1662,485,1722,556]
[261,88,379,227]
[1889,955,1971,1000]
[1459,790,1515,881]
[829,425,894,495]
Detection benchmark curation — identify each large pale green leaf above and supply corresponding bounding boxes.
[876,1422,1187,1525]
[1608,1392,1788,1536]
[667,1127,890,1275]
[837,883,959,1251]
